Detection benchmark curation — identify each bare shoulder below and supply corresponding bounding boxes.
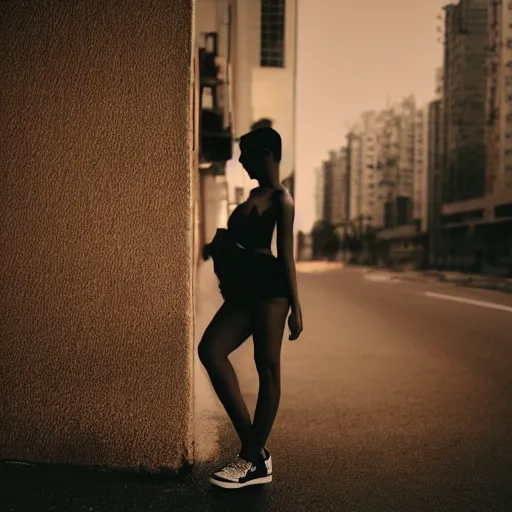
[272,185,294,209]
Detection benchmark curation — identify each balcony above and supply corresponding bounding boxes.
[198,32,233,169]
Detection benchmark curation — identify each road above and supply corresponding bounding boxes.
[192,265,512,511]
[3,265,511,511]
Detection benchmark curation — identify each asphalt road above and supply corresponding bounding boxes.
[192,266,512,511]
[3,265,512,511]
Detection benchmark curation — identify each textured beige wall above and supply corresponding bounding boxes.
[0,0,195,471]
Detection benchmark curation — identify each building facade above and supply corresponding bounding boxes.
[427,99,444,265]
[315,166,326,222]
[318,149,349,226]
[376,98,418,229]
[346,111,380,228]
[331,148,349,226]
[442,0,487,208]
[487,0,512,200]
[1,0,196,471]
[413,105,429,232]
[224,0,298,221]
[347,131,364,222]
[437,0,512,272]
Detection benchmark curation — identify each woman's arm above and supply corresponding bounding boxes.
[275,189,301,314]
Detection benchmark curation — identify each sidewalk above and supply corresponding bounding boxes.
[2,262,284,512]
[0,262,225,512]
[362,267,512,293]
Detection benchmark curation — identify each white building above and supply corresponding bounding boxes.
[224,0,298,221]
[195,0,298,230]
[347,111,379,227]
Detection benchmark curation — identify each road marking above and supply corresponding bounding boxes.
[425,291,512,313]
[363,273,397,283]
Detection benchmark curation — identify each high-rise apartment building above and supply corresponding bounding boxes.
[486,0,502,199]
[346,99,425,231]
[346,111,379,227]
[347,131,363,222]
[427,98,444,265]
[375,97,418,228]
[435,67,444,99]
[486,0,512,200]
[435,0,512,272]
[322,149,349,226]
[413,106,429,231]
[315,166,325,222]
[442,0,487,205]
[322,159,333,223]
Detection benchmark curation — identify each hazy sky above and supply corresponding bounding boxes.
[294,0,447,232]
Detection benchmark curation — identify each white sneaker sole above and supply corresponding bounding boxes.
[209,474,272,489]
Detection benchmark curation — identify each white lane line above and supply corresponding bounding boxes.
[425,291,512,313]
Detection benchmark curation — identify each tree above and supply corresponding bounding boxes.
[311,220,340,260]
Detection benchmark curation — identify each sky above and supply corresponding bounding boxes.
[294,0,448,233]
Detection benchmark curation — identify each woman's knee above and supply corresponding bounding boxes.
[198,339,217,367]
[255,357,280,384]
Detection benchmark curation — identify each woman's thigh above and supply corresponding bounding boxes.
[249,298,290,368]
[198,300,253,360]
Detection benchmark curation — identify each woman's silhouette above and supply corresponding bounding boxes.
[199,127,303,489]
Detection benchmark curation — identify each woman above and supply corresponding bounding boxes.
[199,127,303,490]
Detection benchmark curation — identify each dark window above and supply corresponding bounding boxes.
[260,0,285,68]
[495,202,512,218]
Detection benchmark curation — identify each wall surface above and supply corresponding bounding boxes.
[0,0,195,471]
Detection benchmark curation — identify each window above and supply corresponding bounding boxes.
[260,0,285,68]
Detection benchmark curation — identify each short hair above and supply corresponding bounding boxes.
[239,127,282,162]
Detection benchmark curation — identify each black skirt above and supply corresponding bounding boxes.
[211,235,290,302]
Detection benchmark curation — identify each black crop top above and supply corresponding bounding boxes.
[227,193,279,250]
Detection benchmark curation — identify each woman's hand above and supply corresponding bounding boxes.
[288,309,303,341]
[204,229,228,260]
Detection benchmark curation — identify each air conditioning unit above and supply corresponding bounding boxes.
[201,109,232,163]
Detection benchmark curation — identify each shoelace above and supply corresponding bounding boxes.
[219,456,252,479]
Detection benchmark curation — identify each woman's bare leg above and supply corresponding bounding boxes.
[241,297,289,463]
[198,300,254,455]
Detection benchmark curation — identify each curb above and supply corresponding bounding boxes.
[296,261,344,274]
[391,272,512,293]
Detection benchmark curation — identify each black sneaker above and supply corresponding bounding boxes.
[209,454,272,489]
[262,447,272,475]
